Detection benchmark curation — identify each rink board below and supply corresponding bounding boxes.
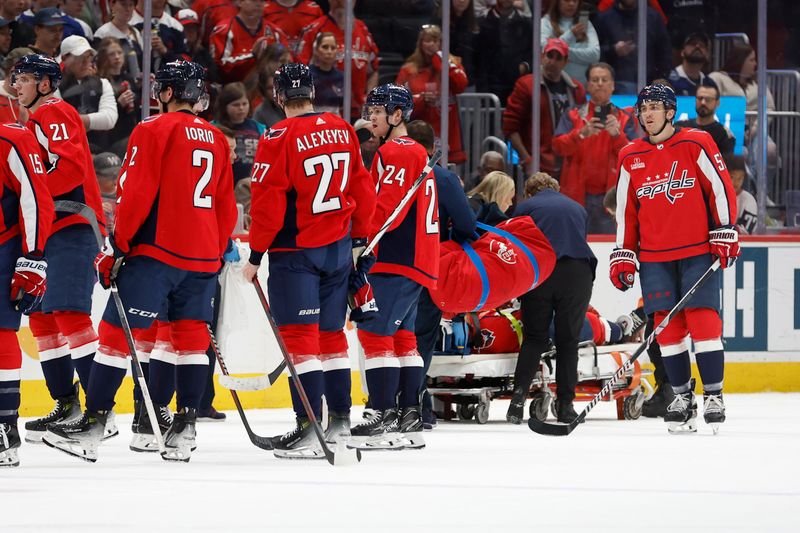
[17,236,800,416]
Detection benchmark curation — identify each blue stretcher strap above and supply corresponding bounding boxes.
[475,221,541,288]
[462,241,490,312]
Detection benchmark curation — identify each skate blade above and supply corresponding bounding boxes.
[42,434,98,463]
[708,422,721,435]
[0,449,20,467]
[273,446,326,460]
[161,445,193,462]
[346,433,405,451]
[24,430,44,444]
[399,432,426,449]
[324,432,352,446]
[129,433,160,453]
[103,427,119,441]
[667,420,698,434]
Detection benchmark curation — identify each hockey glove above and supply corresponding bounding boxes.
[609,248,638,292]
[10,255,47,314]
[348,254,378,323]
[709,226,740,269]
[94,236,125,290]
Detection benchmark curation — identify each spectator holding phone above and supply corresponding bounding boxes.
[552,62,638,234]
[540,0,600,84]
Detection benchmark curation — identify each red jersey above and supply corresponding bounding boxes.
[193,0,238,44]
[249,111,376,259]
[114,111,237,272]
[27,97,106,237]
[263,0,322,53]
[369,137,439,289]
[209,15,289,83]
[296,15,379,117]
[616,127,737,263]
[0,123,54,254]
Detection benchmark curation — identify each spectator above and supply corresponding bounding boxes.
[474,0,530,18]
[209,0,288,83]
[130,0,187,69]
[94,0,144,81]
[177,9,218,83]
[667,32,717,97]
[95,37,139,156]
[594,0,671,94]
[309,32,344,115]
[675,82,736,156]
[552,62,638,234]
[474,0,531,104]
[6,0,31,51]
[507,172,596,425]
[396,24,468,165]
[192,0,238,46]
[726,154,757,235]
[18,2,88,45]
[463,149,504,191]
[0,48,33,123]
[29,8,65,57]
[213,82,266,184]
[0,18,11,66]
[296,0,380,118]
[659,0,718,54]
[503,37,586,178]
[250,60,285,127]
[434,0,478,85]
[540,0,600,84]
[466,170,515,226]
[61,0,93,40]
[93,151,122,232]
[263,0,323,56]
[57,35,119,144]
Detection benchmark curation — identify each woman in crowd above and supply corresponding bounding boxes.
[540,0,600,84]
[213,82,266,184]
[396,24,468,165]
[95,37,139,156]
[467,170,515,227]
[309,32,344,115]
[94,0,143,78]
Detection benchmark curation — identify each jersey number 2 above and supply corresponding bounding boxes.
[193,150,214,209]
[425,179,439,234]
[304,153,350,214]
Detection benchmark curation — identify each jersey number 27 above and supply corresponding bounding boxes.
[304,152,351,214]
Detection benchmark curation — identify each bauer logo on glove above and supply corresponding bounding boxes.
[11,255,47,314]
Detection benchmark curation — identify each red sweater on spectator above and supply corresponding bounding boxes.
[502,72,586,175]
[551,102,638,205]
[263,0,322,54]
[209,15,289,83]
[194,0,238,45]
[597,0,667,22]
[296,15,379,118]
[396,53,468,164]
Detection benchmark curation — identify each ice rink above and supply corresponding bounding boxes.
[5,394,799,532]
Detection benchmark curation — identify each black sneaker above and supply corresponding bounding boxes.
[421,408,437,430]
[162,408,197,462]
[197,407,226,422]
[24,383,82,443]
[42,411,107,462]
[642,383,675,418]
[506,387,526,425]
[0,423,21,467]
[273,417,324,459]
[555,400,584,424]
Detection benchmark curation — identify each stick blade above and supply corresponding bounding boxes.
[528,417,575,436]
[219,374,270,391]
[331,442,361,466]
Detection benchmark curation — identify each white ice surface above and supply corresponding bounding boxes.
[4,394,799,533]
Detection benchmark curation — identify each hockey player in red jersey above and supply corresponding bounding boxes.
[44,60,237,462]
[10,54,112,444]
[242,63,376,458]
[349,84,439,450]
[611,84,738,434]
[0,123,54,467]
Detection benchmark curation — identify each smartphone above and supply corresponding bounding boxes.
[578,10,590,25]
[594,104,611,123]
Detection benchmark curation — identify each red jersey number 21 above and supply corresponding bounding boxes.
[304,152,351,214]
[193,149,214,209]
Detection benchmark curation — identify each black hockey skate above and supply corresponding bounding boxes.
[273,417,324,459]
[398,406,425,449]
[161,408,197,462]
[324,412,351,445]
[617,306,647,341]
[665,390,698,434]
[24,382,82,443]
[130,400,173,453]
[348,408,404,450]
[42,411,107,462]
[702,392,726,435]
[0,423,21,467]
[642,382,675,418]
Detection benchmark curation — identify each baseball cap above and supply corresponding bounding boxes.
[4,47,35,71]
[34,7,65,27]
[543,38,569,59]
[176,9,199,26]
[93,152,122,177]
[683,32,710,47]
[60,35,95,57]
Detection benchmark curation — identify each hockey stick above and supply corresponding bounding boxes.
[218,360,286,391]
[206,324,275,450]
[253,278,361,466]
[528,258,721,436]
[362,148,441,257]
[54,200,166,454]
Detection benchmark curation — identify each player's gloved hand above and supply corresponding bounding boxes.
[709,226,740,269]
[609,248,637,292]
[94,236,125,290]
[10,255,47,314]
[223,238,240,263]
[352,237,367,265]
[348,254,378,323]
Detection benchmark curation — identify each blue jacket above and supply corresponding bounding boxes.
[513,189,597,277]
[434,165,476,243]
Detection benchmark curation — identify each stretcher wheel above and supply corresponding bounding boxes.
[475,401,490,424]
[457,403,476,420]
[528,393,550,422]
[623,393,644,420]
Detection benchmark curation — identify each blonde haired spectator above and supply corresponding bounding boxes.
[467,170,515,226]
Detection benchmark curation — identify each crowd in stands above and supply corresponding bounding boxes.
[0,0,795,235]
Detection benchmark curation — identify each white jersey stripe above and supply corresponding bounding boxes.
[615,165,631,248]
[33,122,59,169]
[7,146,40,253]
[696,149,731,226]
